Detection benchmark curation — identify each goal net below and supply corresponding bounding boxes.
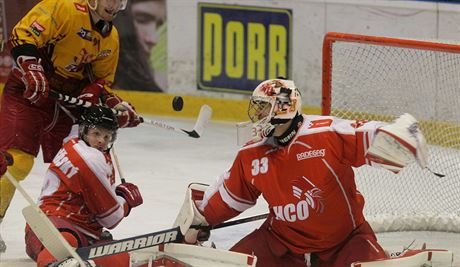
[322,32,460,233]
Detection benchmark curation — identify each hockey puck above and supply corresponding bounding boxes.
[172,96,184,111]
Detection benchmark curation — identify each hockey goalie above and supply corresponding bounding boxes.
[132,79,453,267]
[37,79,453,266]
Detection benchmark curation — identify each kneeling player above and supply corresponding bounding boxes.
[25,106,143,267]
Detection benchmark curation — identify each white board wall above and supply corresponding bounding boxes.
[167,0,460,107]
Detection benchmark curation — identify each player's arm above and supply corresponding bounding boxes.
[73,146,141,229]
[9,0,70,105]
[78,78,141,128]
[333,117,385,167]
[79,35,141,128]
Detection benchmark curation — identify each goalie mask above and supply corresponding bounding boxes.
[79,106,118,151]
[248,79,302,139]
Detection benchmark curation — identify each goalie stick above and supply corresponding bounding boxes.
[190,213,269,231]
[3,171,87,266]
[77,212,269,260]
[22,212,268,261]
[48,90,213,138]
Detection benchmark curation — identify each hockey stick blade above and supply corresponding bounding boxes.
[141,104,212,138]
[76,227,183,260]
[191,104,212,137]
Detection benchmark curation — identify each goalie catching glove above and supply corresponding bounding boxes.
[366,113,427,173]
[173,183,211,244]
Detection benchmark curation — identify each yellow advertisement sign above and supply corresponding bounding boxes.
[198,3,292,93]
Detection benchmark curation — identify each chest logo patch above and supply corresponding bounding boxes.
[273,176,324,222]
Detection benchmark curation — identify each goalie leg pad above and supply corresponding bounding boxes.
[352,249,453,266]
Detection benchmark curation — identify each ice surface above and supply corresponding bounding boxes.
[0,116,458,266]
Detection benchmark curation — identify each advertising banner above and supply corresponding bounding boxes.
[114,0,168,92]
[198,3,292,94]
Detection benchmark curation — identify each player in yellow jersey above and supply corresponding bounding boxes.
[0,0,141,253]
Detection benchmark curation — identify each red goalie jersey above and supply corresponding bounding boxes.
[199,115,386,254]
[38,126,127,239]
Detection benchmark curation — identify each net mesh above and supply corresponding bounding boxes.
[324,34,460,232]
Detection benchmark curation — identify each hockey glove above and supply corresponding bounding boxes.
[105,94,141,128]
[78,79,107,104]
[173,183,210,245]
[116,182,143,215]
[366,113,428,173]
[12,55,49,105]
[0,151,13,176]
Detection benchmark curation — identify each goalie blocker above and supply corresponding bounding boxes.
[365,113,428,173]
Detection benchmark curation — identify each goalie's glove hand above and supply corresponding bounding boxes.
[105,94,141,128]
[46,257,97,267]
[116,182,143,215]
[185,200,211,245]
[173,183,212,245]
[78,79,106,104]
[12,55,49,105]
[366,113,427,173]
[0,151,13,176]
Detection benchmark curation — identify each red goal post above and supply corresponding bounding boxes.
[322,32,460,233]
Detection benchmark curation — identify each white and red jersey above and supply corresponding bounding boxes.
[199,115,387,254]
[38,126,127,239]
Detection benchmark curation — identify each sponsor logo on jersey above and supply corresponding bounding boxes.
[296,148,325,161]
[65,63,79,72]
[273,176,324,222]
[77,28,93,41]
[309,119,333,129]
[74,3,88,12]
[30,21,45,37]
[97,49,112,59]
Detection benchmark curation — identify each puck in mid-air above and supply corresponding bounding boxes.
[172,96,184,111]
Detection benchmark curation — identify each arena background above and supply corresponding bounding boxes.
[1,0,460,122]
